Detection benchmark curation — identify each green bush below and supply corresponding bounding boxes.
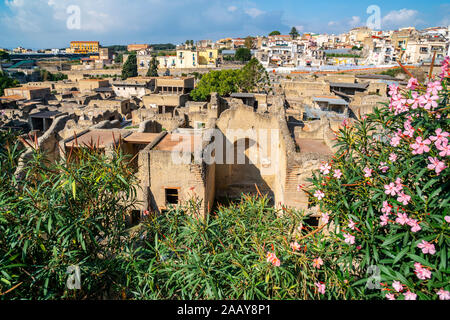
[123,196,346,299]
[0,133,138,299]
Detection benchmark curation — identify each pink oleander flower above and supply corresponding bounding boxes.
[419,93,439,110]
[403,120,415,138]
[407,91,421,109]
[348,219,356,230]
[363,167,373,178]
[389,153,398,162]
[384,183,397,196]
[404,291,417,300]
[321,212,329,224]
[417,240,436,255]
[395,178,403,192]
[392,281,403,292]
[314,190,325,200]
[380,214,389,226]
[312,257,323,268]
[437,289,450,300]
[333,169,342,179]
[341,118,349,127]
[386,293,396,300]
[429,128,449,148]
[315,282,326,294]
[445,216,450,223]
[437,140,450,157]
[388,84,399,96]
[440,57,449,78]
[390,132,402,147]
[397,192,411,206]
[378,162,389,173]
[407,77,419,90]
[319,162,331,175]
[395,212,409,225]
[410,136,431,155]
[343,233,355,245]
[427,157,447,175]
[266,252,281,267]
[426,80,443,96]
[407,218,421,233]
[381,201,392,215]
[290,241,301,251]
[414,262,432,280]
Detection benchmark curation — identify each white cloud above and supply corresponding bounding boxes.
[227,6,237,12]
[382,9,422,29]
[245,8,264,18]
[348,16,361,28]
[295,25,305,32]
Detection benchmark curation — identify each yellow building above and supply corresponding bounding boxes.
[70,41,100,54]
[198,49,219,66]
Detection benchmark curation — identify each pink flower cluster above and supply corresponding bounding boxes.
[363,167,373,178]
[343,233,355,245]
[321,212,329,224]
[314,190,325,201]
[386,281,420,300]
[414,262,432,280]
[384,178,411,206]
[410,136,431,155]
[319,162,331,175]
[379,200,420,232]
[266,252,280,267]
[393,212,421,232]
[437,289,450,300]
[440,56,449,79]
[388,80,442,115]
[312,257,323,268]
[417,240,436,255]
[315,282,326,294]
[290,241,301,251]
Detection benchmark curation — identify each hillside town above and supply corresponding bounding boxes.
[1,24,449,223]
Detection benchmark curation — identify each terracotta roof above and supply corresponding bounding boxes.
[65,130,123,148]
[154,134,203,152]
[124,132,161,144]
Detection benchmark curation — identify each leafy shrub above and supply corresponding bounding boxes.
[307,59,450,300]
[0,133,137,299]
[123,196,347,300]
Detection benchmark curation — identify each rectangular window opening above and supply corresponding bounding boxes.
[165,188,179,205]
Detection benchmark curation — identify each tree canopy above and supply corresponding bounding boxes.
[0,71,19,96]
[146,57,159,77]
[239,58,270,93]
[235,47,252,62]
[190,58,270,101]
[38,69,68,82]
[0,51,10,61]
[244,36,254,49]
[289,27,300,39]
[121,53,138,80]
[269,30,281,36]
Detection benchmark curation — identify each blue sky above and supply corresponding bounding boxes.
[0,0,449,49]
